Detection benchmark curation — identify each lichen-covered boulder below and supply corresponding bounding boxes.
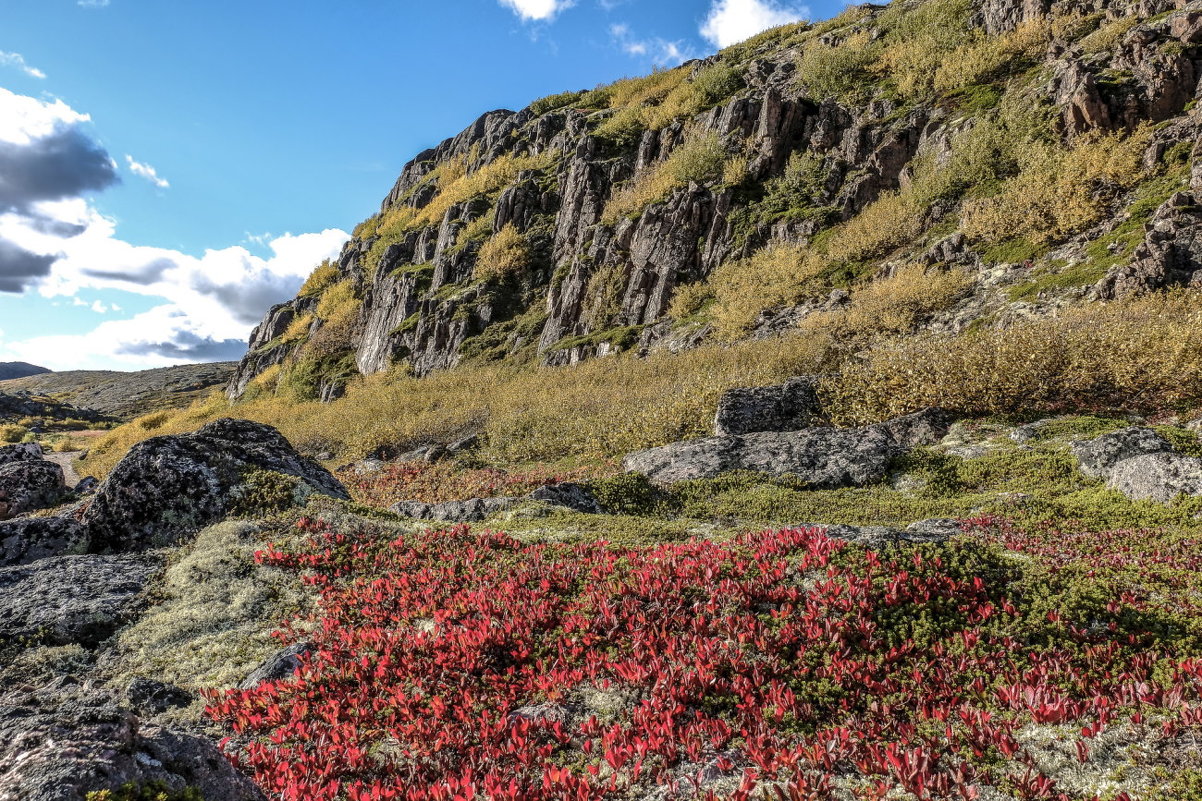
[875,407,955,448]
[712,377,826,436]
[1105,452,1202,503]
[391,496,517,522]
[0,684,264,801]
[528,482,602,513]
[0,441,45,468]
[623,425,899,486]
[0,554,159,649]
[1070,427,1173,479]
[0,459,66,520]
[83,418,349,552]
[0,516,89,567]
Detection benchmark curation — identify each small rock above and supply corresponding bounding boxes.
[447,433,480,454]
[239,643,314,690]
[0,516,89,567]
[873,407,954,449]
[528,483,601,514]
[0,441,44,468]
[905,518,963,541]
[624,425,900,487]
[126,679,195,716]
[1071,427,1173,479]
[0,684,265,801]
[83,418,349,553]
[390,496,517,522]
[73,476,99,495]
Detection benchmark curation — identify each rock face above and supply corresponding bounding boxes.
[0,458,66,520]
[0,685,264,801]
[0,517,89,567]
[0,554,159,648]
[83,419,349,553]
[1095,190,1202,298]
[713,377,826,436]
[0,442,46,467]
[623,424,900,486]
[1071,426,1202,503]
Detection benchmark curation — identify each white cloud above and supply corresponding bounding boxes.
[0,88,89,146]
[125,155,170,189]
[78,0,111,7]
[609,23,692,65]
[700,0,810,48]
[0,52,46,80]
[498,0,571,21]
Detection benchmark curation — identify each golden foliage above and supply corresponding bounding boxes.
[315,280,359,324]
[706,242,830,339]
[961,126,1152,245]
[298,261,339,297]
[829,292,1202,424]
[420,152,555,225]
[474,224,529,281]
[602,131,727,223]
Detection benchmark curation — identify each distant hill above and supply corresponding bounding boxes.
[0,362,51,381]
[0,362,237,420]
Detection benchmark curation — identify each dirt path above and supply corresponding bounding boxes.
[44,450,83,487]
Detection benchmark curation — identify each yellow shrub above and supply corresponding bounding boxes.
[707,242,830,339]
[797,30,878,102]
[829,291,1202,424]
[932,21,1047,94]
[824,189,926,263]
[961,125,1152,245]
[667,281,714,320]
[315,280,359,324]
[603,131,727,223]
[420,152,555,225]
[474,224,529,281]
[802,264,973,342]
[298,261,339,297]
[1079,15,1138,54]
[280,313,313,344]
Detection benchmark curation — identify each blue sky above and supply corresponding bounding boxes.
[0,0,825,371]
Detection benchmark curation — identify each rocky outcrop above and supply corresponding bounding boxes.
[1072,426,1202,502]
[1095,190,1202,298]
[0,441,46,467]
[713,376,826,436]
[0,684,264,801]
[0,554,159,649]
[83,419,349,553]
[0,517,89,567]
[0,458,66,520]
[623,424,901,486]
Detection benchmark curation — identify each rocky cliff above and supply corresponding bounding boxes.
[228,0,1202,403]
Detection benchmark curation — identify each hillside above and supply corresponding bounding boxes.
[0,362,238,420]
[0,361,50,381]
[5,0,1202,800]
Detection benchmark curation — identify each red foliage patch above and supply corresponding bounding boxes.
[207,519,1202,801]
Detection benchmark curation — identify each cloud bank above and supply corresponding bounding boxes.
[0,88,348,369]
[700,0,810,48]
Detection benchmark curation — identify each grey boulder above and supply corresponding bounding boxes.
[0,459,66,520]
[877,408,955,448]
[0,516,89,567]
[1106,452,1202,503]
[1071,427,1173,479]
[713,376,826,436]
[528,482,602,513]
[0,685,264,801]
[0,554,159,649]
[623,425,900,487]
[83,418,349,553]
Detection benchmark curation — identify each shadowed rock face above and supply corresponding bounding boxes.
[0,684,265,801]
[83,418,349,553]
